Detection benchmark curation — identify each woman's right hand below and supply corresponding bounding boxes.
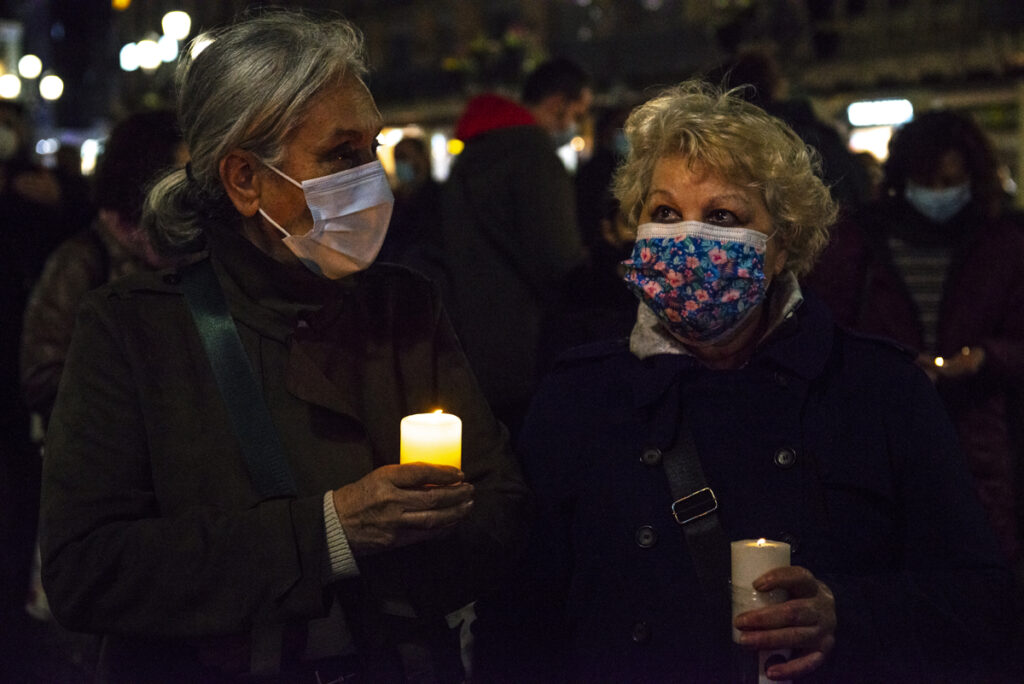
[331,463,474,555]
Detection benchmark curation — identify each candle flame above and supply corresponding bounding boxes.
[756,538,767,547]
[433,409,444,414]
[934,356,944,367]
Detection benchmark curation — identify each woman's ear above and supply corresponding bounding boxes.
[219,149,261,217]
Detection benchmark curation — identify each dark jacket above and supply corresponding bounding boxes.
[39,224,529,681]
[440,94,586,425]
[20,223,157,423]
[805,199,1024,561]
[475,291,1011,683]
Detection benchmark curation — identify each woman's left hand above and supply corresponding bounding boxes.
[733,565,836,680]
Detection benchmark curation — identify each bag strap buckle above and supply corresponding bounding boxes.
[671,487,718,525]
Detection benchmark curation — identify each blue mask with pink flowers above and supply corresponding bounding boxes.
[622,221,772,345]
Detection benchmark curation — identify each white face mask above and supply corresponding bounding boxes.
[259,160,394,279]
[903,181,971,224]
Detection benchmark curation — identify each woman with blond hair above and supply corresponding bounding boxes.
[475,81,1011,682]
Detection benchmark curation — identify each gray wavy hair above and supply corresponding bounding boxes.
[613,80,837,276]
[142,10,368,253]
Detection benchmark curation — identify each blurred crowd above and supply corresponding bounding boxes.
[1,14,1023,682]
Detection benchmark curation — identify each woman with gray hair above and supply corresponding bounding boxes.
[475,81,1010,682]
[39,10,527,682]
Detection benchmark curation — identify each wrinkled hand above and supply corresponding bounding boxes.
[734,566,836,680]
[332,463,473,556]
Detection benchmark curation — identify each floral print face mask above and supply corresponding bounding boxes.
[622,221,773,345]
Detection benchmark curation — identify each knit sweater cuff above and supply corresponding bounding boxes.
[323,490,360,579]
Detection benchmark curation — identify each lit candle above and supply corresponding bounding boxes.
[400,410,462,468]
[732,538,792,684]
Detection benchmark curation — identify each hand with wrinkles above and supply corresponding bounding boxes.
[733,566,836,680]
[332,463,474,556]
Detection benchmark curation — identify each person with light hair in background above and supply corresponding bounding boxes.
[39,10,527,682]
[474,81,1011,682]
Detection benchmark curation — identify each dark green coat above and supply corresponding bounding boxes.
[40,225,529,681]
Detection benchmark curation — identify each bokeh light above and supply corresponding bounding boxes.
[136,39,162,70]
[120,43,139,72]
[162,11,192,40]
[39,74,64,100]
[0,74,23,99]
[18,55,43,79]
[158,35,179,63]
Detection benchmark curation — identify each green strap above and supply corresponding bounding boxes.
[179,259,297,499]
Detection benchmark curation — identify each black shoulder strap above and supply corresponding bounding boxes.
[178,259,297,500]
[661,414,732,637]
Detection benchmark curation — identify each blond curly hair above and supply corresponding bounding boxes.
[613,80,837,276]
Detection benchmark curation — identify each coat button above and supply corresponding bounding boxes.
[635,525,657,548]
[631,620,651,644]
[640,447,662,467]
[773,448,797,469]
[162,272,181,285]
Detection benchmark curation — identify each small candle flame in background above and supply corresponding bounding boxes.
[756,538,767,547]
[934,357,945,367]
[433,409,444,414]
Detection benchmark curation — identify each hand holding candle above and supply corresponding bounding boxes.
[731,540,836,682]
[401,410,462,469]
[732,538,792,684]
[732,538,791,642]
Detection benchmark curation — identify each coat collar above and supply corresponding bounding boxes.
[629,275,835,410]
[206,222,357,342]
[202,222,372,421]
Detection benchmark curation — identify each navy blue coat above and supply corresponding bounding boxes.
[476,293,1012,683]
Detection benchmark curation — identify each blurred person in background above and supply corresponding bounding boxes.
[12,110,189,680]
[440,56,592,440]
[0,100,93,288]
[806,110,1024,571]
[377,135,442,270]
[576,104,631,254]
[39,11,527,682]
[21,108,188,429]
[0,96,91,681]
[708,48,871,215]
[548,104,639,353]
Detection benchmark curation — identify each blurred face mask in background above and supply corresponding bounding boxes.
[394,159,417,185]
[259,160,394,279]
[904,181,971,224]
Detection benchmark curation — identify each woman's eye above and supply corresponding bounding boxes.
[706,209,740,226]
[322,147,371,173]
[650,205,680,222]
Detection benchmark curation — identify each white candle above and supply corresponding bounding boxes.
[731,538,791,591]
[400,410,462,468]
[731,538,792,684]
